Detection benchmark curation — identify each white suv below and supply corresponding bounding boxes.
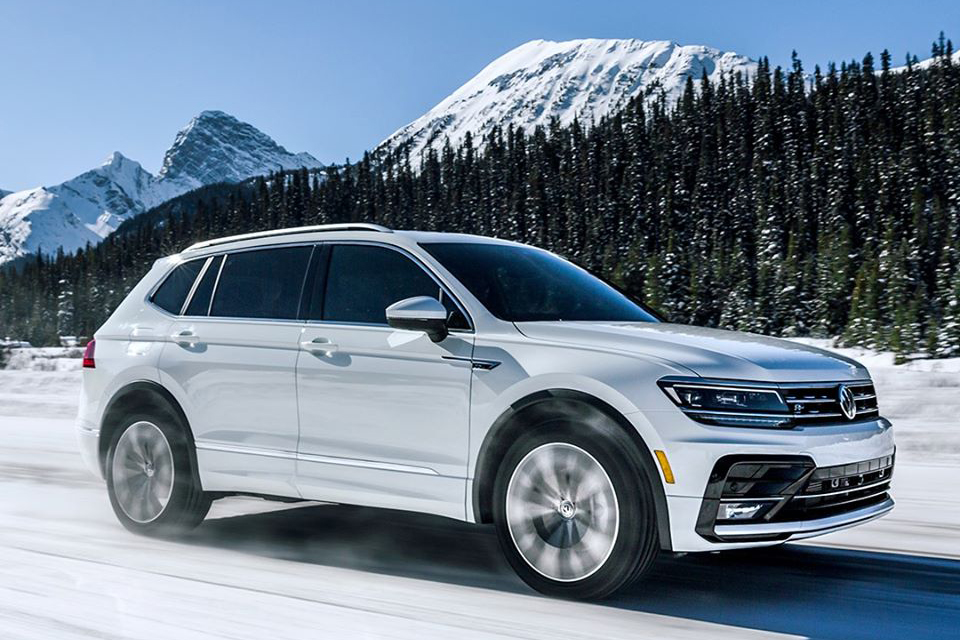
[77,223,895,599]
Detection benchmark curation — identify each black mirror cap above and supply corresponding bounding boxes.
[387,315,449,342]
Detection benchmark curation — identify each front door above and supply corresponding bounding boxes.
[295,243,474,518]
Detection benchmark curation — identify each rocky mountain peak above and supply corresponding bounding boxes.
[158,110,322,191]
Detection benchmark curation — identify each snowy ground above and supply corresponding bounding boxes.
[0,344,958,639]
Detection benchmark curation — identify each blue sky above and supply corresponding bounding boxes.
[1,0,957,192]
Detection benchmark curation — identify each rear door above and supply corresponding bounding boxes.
[294,242,474,518]
[159,244,313,497]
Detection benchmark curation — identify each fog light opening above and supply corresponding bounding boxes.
[718,501,767,521]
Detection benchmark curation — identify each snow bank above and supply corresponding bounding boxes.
[2,346,83,372]
[789,337,960,374]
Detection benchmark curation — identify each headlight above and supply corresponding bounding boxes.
[658,378,793,428]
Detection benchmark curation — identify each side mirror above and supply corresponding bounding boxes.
[386,296,449,343]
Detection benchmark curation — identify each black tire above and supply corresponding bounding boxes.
[105,408,211,536]
[492,413,659,600]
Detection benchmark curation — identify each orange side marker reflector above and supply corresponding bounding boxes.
[654,450,675,484]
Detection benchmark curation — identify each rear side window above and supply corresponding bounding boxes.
[210,246,312,320]
[151,259,204,314]
[320,244,460,325]
[184,255,223,316]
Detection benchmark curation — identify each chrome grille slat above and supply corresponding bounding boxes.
[783,381,878,426]
[793,478,891,499]
[793,487,891,512]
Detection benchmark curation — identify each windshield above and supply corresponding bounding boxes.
[421,242,660,323]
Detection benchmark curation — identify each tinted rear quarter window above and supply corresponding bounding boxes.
[151,259,204,314]
[210,246,312,320]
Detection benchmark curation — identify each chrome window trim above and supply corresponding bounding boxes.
[178,256,214,316]
[144,238,474,330]
[206,253,227,316]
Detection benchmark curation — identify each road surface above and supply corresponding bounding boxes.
[1,360,958,639]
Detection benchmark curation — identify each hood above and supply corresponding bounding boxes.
[514,322,869,383]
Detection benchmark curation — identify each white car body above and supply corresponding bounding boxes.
[77,224,894,554]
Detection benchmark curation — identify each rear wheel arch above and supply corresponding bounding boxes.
[473,389,672,550]
[98,381,199,478]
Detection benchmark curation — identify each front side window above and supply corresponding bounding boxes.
[421,242,659,323]
[210,246,312,320]
[319,244,466,327]
[151,259,204,314]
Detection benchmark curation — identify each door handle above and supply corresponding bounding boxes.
[300,337,338,355]
[170,330,199,346]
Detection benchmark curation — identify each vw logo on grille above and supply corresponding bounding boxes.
[838,384,857,420]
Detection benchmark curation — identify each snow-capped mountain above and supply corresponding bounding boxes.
[890,49,960,72]
[379,38,757,161]
[0,110,322,263]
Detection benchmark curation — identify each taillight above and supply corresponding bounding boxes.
[82,339,96,369]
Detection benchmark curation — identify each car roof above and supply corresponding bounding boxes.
[179,223,524,258]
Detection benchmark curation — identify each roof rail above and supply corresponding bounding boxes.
[184,223,392,252]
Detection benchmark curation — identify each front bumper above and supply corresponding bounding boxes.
[713,497,894,540]
[695,452,894,543]
[639,411,896,552]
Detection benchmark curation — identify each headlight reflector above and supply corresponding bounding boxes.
[659,379,793,428]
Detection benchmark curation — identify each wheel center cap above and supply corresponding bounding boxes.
[144,463,155,478]
[558,499,576,519]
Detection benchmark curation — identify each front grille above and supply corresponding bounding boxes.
[781,382,879,425]
[696,453,895,542]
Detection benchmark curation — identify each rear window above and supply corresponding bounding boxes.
[151,259,204,314]
[210,246,312,320]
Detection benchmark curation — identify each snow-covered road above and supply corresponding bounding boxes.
[1,349,958,639]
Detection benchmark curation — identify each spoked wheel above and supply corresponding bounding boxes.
[106,411,211,536]
[111,421,176,524]
[505,443,619,583]
[493,416,660,600]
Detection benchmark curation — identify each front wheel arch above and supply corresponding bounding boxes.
[473,389,672,551]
